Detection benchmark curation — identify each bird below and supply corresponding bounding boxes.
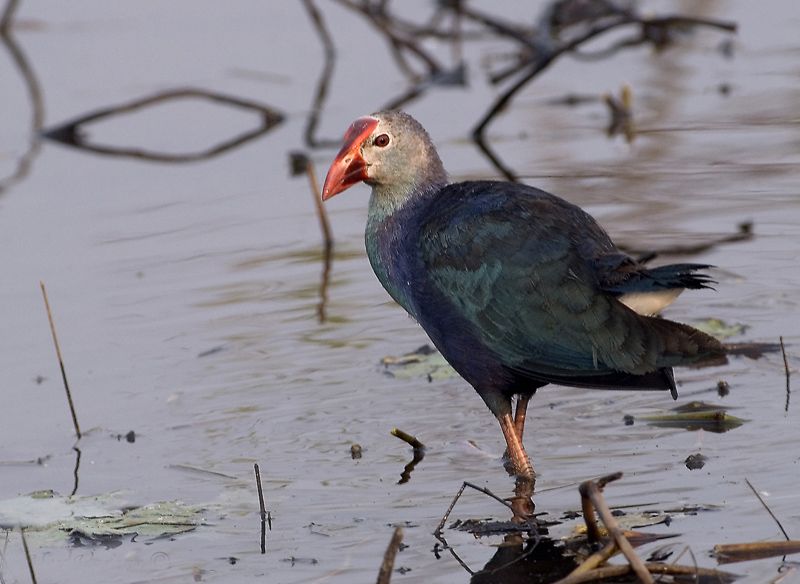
[321,110,724,481]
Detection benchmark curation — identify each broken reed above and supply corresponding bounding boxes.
[390,428,425,450]
[577,473,653,584]
[40,281,81,439]
[254,462,271,554]
[303,156,333,250]
[253,463,266,519]
[376,527,403,584]
[745,477,790,541]
[20,526,38,584]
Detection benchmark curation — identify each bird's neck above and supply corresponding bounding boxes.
[367,182,439,223]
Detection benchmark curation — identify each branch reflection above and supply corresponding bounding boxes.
[43,88,284,163]
[0,0,45,196]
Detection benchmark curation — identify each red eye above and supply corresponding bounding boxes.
[373,133,390,147]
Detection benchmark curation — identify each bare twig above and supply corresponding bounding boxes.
[168,464,237,479]
[458,2,536,47]
[375,527,403,584]
[744,478,790,541]
[254,463,270,554]
[334,0,443,78]
[393,427,427,485]
[473,9,736,179]
[254,463,267,519]
[580,485,602,545]
[40,282,81,440]
[20,527,37,584]
[579,471,622,545]
[472,14,637,180]
[568,15,737,62]
[390,428,425,450]
[780,336,791,412]
[435,481,513,538]
[579,473,653,584]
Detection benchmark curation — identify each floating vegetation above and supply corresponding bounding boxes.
[381,344,457,381]
[693,318,748,340]
[0,492,205,544]
[642,402,746,433]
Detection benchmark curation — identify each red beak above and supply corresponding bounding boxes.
[321,116,379,200]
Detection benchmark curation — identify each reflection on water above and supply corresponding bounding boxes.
[42,88,284,162]
[0,0,43,195]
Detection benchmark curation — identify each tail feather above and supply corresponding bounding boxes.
[645,316,727,368]
[644,263,716,291]
[603,262,715,295]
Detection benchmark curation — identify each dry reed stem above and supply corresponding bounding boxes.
[375,527,403,584]
[579,474,653,584]
[40,282,81,439]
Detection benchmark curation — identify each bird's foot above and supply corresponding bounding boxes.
[509,495,535,525]
[510,477,536,525]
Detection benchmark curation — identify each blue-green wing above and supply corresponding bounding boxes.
[415,183,706,379]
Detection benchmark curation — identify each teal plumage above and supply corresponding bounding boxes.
[323,110,724,479]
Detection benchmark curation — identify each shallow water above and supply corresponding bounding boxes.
[1,1,799,582]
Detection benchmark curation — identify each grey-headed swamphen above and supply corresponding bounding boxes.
[322,110,724,480]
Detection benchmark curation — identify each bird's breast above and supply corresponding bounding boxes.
[365,212,421,318]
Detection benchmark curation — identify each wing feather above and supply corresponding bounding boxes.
[414,182,710,381]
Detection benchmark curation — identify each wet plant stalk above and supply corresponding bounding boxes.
[376,527,403,584]
[578,473,653,584]
[254,463,269,554]
[254,463,267,521]
[20,526,38,584]
[40,281,81,440]
[305,160,333,250]
[745,477,790,541]
[303,156,334,323]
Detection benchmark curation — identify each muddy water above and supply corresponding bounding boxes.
[1,1,799,582]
